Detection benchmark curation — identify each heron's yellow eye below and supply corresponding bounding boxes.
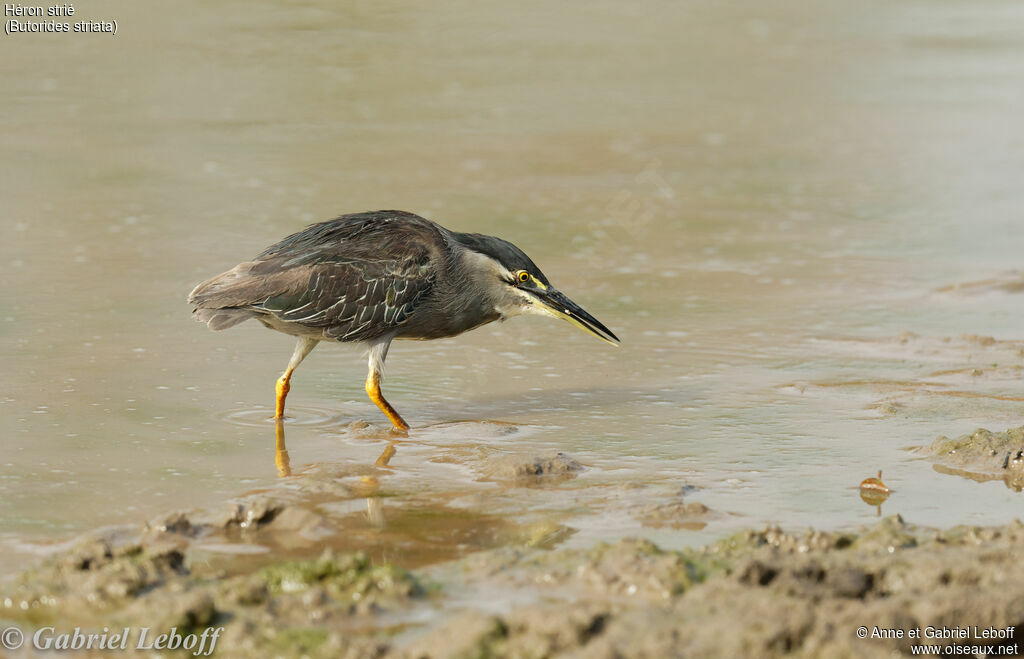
[517,271,530,283]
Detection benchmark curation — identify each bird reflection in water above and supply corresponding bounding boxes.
[274,419,291,477]
[272,419,395,528]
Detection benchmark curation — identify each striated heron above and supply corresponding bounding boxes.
[188,210,619,430]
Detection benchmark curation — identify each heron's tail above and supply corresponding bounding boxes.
[190,307,254,330]
[188,262,263,331]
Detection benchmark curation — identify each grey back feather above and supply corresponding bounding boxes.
[188,211,447,342]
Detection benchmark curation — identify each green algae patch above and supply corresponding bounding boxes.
[256,549,423,603]
[258,551,370,594]
[270,628,330,655]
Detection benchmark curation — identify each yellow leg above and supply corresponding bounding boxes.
[273,337,318,420]
[365,370,409,431]
[274,370,292,419]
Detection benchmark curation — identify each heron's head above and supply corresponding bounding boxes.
[454,232,620,346]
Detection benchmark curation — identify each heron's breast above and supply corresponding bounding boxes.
[395,299,500,340]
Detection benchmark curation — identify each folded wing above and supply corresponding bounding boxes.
[188,211,444,342]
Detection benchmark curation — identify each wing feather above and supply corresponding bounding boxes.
[189,211,446,341]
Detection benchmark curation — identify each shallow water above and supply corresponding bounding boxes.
[4,0,1024,579]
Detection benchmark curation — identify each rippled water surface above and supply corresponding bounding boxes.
[4,0,1024,578]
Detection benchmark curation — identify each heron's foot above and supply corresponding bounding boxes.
[365,369,410,434]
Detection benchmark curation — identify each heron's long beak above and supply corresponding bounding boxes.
[529,288,620,346]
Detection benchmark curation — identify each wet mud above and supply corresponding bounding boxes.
[783,332,1024,421]
[926,424,1024,492]
[5,497,1024,658]
[409,516,1024,658]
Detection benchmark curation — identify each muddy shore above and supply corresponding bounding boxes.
[4,425,1024,658]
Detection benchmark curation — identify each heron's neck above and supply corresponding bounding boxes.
[448,247,521,320]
